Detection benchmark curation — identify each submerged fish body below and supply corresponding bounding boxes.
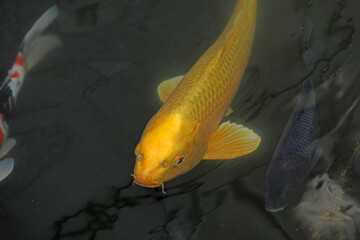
[265,20,319,212]
[265,78,318,212]
[148,189,187,239]
[293,147,360,240]
[339,145,360,200]
[133,0,260,188]
[293,174,359,240]
[0,5,61,181]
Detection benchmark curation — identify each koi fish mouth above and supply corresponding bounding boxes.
[131,174,162,188]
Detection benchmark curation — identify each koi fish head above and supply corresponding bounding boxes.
[132,112,206,188]
[265,157,307,212]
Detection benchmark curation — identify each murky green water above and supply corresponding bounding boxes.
[0,0,359,239]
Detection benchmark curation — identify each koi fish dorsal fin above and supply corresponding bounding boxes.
[157,75,183,102]
[203,121,260,160]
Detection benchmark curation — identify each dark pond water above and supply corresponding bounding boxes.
[0,0,360,239]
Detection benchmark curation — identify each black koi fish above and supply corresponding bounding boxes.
[265,20,320,212]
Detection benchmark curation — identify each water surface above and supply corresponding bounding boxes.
[0,0,360,239]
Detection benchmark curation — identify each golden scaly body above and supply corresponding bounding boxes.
[160,0,257,132]
[132,0,259,188]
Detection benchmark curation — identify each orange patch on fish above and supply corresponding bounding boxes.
[14,54,23,67]
[11,71,20,79]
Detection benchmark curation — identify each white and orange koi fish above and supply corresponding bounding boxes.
[0,5,62,181]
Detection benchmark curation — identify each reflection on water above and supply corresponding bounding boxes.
[53,181,138,240]
[0,0,360,239]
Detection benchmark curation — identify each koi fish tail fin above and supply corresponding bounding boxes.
[21,5,62,71]
[300,18,316,90]
[22,5,58,47]
[301,18,313,67]
[25,35,62,71]
[0,158,14,182]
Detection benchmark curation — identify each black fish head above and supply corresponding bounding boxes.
[265,160,307,212]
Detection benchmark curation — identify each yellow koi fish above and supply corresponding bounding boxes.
[133,0,260,189]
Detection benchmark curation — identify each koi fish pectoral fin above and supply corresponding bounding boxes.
[157,75,184,102]
[0,138,16,159]
[0,158,14,182]
[0,139,16,182]
[203,121,261,160]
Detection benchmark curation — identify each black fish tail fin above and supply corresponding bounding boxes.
[301,18,315,90]
[301,17,313,66]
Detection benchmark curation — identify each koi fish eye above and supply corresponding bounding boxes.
[175,156,185,166]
